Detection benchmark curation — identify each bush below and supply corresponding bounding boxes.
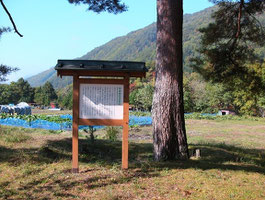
[129,84,154,111]
[105,126,119,141]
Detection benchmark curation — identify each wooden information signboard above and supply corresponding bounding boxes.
[79,84,124,119]
[55,60,147,173]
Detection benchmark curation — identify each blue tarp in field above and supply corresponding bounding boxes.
[0,115,152,130]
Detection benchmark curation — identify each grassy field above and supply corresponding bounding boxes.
[0,119,264,200]
[31,108,72,115]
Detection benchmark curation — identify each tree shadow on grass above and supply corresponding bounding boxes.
[42,138,265,174]
[0,138,159,199]
[1,138,264,175]
[5,166,159,200]
[159,142,265,174]
[1,138,265,199]
[1,138,264,174]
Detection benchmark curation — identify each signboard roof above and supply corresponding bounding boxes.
[55,60,148,72]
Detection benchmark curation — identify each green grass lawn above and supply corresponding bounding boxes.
[0,119,264,200]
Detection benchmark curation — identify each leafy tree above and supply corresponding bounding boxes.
[34,82,57,106]
[61,91,73,109]
[257,96,265,117]
[34,87,44,105]
[192,0,265,98]
[15,78,34,103]
[0,84,11,104]
[230,62,265,115]
[2,78,34,104]
[129,84,154,111]
[0,78,34,104]
[138,84,154,111]
[129,89,141,110]
[42,82,58,106]
[205,82,234,113]
[8,83,20,104]
[57,85,73,109]
[183,75,194,113]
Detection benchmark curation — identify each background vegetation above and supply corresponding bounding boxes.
[0,78,57,106]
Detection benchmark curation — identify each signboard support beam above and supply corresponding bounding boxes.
[72,75,79,173]
[122,74,129,169]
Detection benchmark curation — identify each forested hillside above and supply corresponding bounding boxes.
[78,6,217,71]
[27,6,264,89]
[26,68,72,88]
[26,7,216,88]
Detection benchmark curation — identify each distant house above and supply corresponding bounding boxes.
[50,102,58,109]
[218,109,236,116]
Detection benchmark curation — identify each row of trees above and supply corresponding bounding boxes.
[1,69,264,116]
[128,64,265,117]
[0,78,57,106]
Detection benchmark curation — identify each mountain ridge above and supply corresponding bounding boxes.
[26,6,264,89]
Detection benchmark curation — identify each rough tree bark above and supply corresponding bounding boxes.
[152,0,189,161]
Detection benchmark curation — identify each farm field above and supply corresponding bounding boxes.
[0,119,264,200]
[31,108,72,115]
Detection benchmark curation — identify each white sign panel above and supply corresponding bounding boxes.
[79,84,124,119]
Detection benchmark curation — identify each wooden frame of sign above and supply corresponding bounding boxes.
[55,60,147,173]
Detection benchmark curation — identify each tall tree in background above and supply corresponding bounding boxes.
[69,0,189,160]
[0,78,34,104]
[192,0,265,101]
[0,84,11,104]
[34,82,57,106]
[42,81,57,106]
[15,78,35,103]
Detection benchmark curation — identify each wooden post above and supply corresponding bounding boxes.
[72,75,79,173]
[122,74,130,169]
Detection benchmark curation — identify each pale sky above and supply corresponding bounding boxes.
[0,0,214,83]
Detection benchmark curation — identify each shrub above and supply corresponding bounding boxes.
[105,126,119,141]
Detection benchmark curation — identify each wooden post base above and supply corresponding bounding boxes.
[72,168,79,173]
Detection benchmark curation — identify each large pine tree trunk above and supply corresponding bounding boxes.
[152,0,189,161]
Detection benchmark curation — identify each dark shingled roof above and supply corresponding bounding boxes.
[55,60,148,72]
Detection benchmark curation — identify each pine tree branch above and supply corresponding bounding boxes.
[0,0,23,37]
[245,10,265,41]
[235,0,244,38]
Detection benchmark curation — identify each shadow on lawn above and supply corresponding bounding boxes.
[1,138,265,199]
[0,139,159,199]
[1,136,265,174]
[43,138,265,172]
[0,138,264,174]
[4,164,159,199]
